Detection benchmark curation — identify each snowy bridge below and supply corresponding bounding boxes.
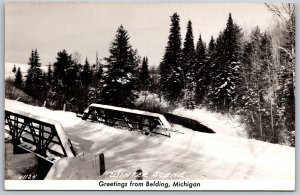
[5,107,76,163]
[81,103,172,137]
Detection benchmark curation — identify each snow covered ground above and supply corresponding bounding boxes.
[5,99,295,183]
[173,107,247,137]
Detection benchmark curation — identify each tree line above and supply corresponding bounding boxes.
[10,3,295,146]
[10,25,154,112]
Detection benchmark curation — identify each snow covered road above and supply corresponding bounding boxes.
[5,99,295,182]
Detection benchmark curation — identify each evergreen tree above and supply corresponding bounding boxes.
[53,49,75,86]
[25,49,43,98]
[231,23,244,110]
[208,31,225,110]
[88,55,104,105]
[40,71,49,101]
[159,13,184,102]
[95,25,140,107]
[50,49,82,109]
[239,27,263,139]
[237,40,254,110]
[182,20,196,77]
[90,53,103,88]
[12,64,16,73]
[194,34,208,104]
[47,62,53,87]
[182,20,196,107]
[138,57,151,90]
[211,14,241,111]
[92,64,103,88]
[81,57,91,86]
[14,67,23,89]
[205,36,217,106]
[79,57,92,109]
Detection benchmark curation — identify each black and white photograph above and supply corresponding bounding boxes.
[4,2,295,190]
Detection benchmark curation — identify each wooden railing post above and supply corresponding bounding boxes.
[99,153,105,175]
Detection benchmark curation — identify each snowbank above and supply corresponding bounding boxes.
[172,107,246,137]
[5,99,295,183]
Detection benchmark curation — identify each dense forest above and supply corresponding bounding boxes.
[6,4,295,146]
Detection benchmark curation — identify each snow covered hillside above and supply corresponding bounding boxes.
[173,107,247,137]
[5,99,295,183]
[5,62,48,79]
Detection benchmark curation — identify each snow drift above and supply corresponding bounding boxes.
[173,107,247,137]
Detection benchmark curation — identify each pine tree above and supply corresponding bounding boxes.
[208,31,225,110]
[237,40,254,111]
[25,49,43,98]
[211,14,241,111]
[194,34,208,104]
[88,54,104,105]
[93,64,103,88]
[47,62,53,86]
[50,49,82,109]
[159,13,184,102]
[240,27,263,139]
[138,57,151,90]
[95,25,140,107]
[205,36,217,107]
[90,53,103,88]
[182,20,196,77]
[182,20,196,107]
[14,67,23,89]
[81,57,91,86]
[12,64,16,73]
[53,49,74,85]
[40,71,49,101]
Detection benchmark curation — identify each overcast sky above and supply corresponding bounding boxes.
[5,3,274,66]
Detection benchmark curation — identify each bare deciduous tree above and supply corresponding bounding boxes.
[265,3,295,95]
